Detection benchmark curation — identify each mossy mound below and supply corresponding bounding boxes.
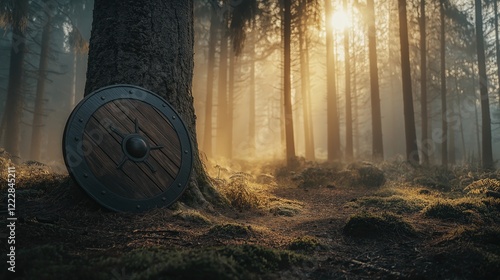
[421,198,499,223]
[352,195,427,214]
[412,166,455,191]
[208,223,254,238]
[342,212,417,239]
[294,167,338,188]
[8,244,306,280]
[445,226,500,253]
[288,236,325,252]
[336,162,386,188]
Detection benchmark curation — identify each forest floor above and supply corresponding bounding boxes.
[1,153,500,280]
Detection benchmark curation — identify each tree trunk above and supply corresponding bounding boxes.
[471,60,481,164]
[216,22,229,159]
[298,5,315,161]
[344,0,353,161]
[398,0,419,165]
[474,0,493,170]
[85,0,223,207]
[227,47,235,159]
[454,75,466,163]
[440,0,448,167]
[202,7,218,158]
[494,0,500,105]
[367,0,384,161]
[325,0,340,161]
[283,0,296,165]
[30,14,52,161]
[248,30,256,157]
[4,0,29,161]
[420,0,428,165]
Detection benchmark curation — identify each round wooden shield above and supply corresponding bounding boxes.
[63,84,193,212]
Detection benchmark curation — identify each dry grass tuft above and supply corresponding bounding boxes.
[173,209,212,225]
[217,176,264,210]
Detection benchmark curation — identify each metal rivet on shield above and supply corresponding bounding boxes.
[84,173,88,178]
[79,118,83,123]
[162,197,167,201]
[184,150,188,154]
[172,116,176,120]
[129,90,133,94]
[178,183,182,188]
[101,191,106,195]
[136,205,141,209]
[101,96,106,100]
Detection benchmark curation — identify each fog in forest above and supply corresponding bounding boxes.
[1,0,499,170]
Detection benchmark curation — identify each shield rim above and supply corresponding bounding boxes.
[63,84,193,212]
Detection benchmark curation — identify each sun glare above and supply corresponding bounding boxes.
[331,9,351,31]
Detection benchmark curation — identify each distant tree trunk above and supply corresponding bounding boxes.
[344,0,353,161]
[474,0,494,170]
[248,30,256,157]
[352,39,359,156]
[419,0,428,165]
[471,60,481,163]
[283,0,296,165]
[440,0,448,167]
[367,0,384,161]
[298,4,315,161]
[30,14,52,161]
[448,111,455,165]
[494,0,500,105]
[216,22,229,158]
[398,0,419,165]
[4,0,29,160]
[454,75,466,162]
[202,8,219,158]
[227,47,235,159]
[70,47,78,109]
[325,0,340,161]
[85,0,223,207]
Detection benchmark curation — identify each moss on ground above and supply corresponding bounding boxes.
[208,223,254,238]
[343,212,417,239]
[349,195,427,214]
[422,197,500,223]
[7,244,307,280]
[288,236,325,252]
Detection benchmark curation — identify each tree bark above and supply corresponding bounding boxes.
[494,0,500,105]
[248,30,256,158]
[298,2,315,161]
[325,0,341,161]
[216,20,229,158]
[4,0,29,161]
[344,0,353,161]
[474,0,493,170]
[440,0,448,167]
[283,0,296,165]
[398,0,420,165]
[367,0,384,161]
[420,0,428,165]
[30,14,52,161]
[85,0,223,207]
[202,7,219,158]
[227,47,235,159]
